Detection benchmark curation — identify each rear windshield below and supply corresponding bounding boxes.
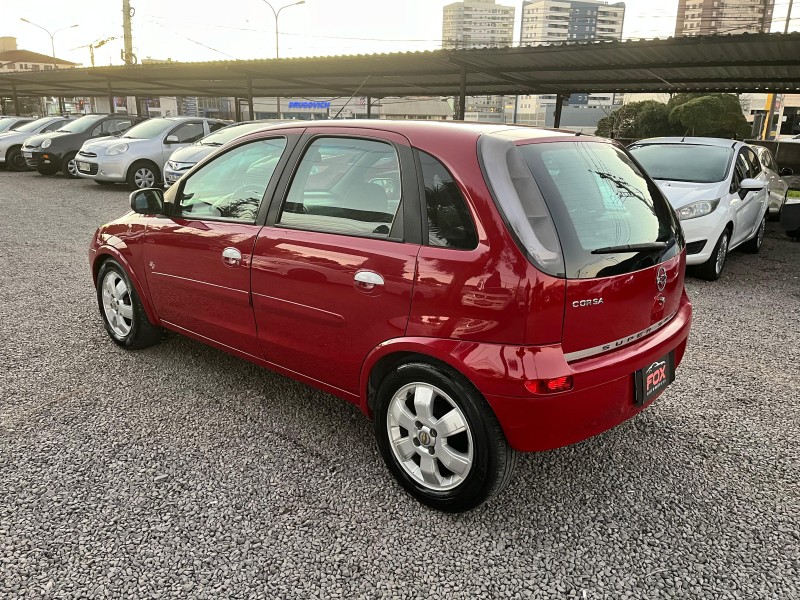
[480,136,681,279]
[628,143,733,183]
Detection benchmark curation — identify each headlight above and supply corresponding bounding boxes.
[677,198,721,221]
[105,143,128,156]
[41,138,52,149]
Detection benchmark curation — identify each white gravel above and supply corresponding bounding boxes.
[1,170,798,599]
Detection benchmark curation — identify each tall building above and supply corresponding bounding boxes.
[516,1,625,131]
[442,0,516,122]
[675,0,774,36]
[520,0,625,43]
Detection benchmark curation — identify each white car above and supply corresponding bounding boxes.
[75,117,228,189]
[628,137,771,281]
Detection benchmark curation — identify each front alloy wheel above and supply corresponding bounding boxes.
[132,167,156,189]
[375,362,516,512]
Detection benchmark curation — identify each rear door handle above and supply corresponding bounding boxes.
[222,247,242,266]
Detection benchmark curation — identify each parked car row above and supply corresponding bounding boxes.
[0,114,236,188]
[628,137,793,280]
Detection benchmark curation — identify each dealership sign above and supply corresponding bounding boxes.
[288,101,331,110]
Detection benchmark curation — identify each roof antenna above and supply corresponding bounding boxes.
[332,75,371,120]
[680,129,690,142]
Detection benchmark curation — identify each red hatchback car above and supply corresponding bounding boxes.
[90,121,692,512]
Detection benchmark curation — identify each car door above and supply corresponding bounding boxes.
[142,133,299,357]
[161,121,206,168]
[759,147,788,210]
[730,148,764,246]
[250,129,421,396]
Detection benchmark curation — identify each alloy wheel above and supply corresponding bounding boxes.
[386,382,474,491]
[133,167,156,189]
[715,232,729,276]
[67,158,79,178]
[756,217,766,248]
[101,271,133,337]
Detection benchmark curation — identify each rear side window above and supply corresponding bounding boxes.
[277,137,401,239]
[480,136,681,279]
[418,151,477,250]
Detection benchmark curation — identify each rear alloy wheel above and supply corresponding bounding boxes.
[374,362,516,512]
[127,162,159,190]
[742,215,766,254]
[62,152,79,179]
[694,229,730,281]
[96,259,162,349]
[6,148,28,172]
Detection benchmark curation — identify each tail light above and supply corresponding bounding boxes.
[524,376,574,395]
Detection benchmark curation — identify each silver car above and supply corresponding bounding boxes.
[75,117,228,189]
[0,116,75,171]
[0,117,35,133]
[750,144,792,219]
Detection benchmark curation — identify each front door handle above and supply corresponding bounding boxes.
[354,270,384,291]
[222,247,242,266]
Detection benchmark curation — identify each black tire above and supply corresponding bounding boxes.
[94,180,116,186]
[741,214,766,254]
[62,152,79,178]
[374,361,516,512]
[693,228,730,281]
[36,163,58,176]
[126,161,160,190]
[6,147,28,172]
[96,259,162,349]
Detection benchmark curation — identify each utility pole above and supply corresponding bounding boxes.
[122,0,135,65]
[763,0,795,139]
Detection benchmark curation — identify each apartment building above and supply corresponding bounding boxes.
[516,1,625,131]
[442,0,516,122]
[675,0,774,36]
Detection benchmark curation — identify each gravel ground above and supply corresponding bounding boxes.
[1,170,798,599]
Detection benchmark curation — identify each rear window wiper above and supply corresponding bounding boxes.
[591,242,668,254]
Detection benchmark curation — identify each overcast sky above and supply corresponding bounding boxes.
[4,0,798,67]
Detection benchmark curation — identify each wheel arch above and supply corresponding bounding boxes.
[127,158,162,183]
[93,247,160,326]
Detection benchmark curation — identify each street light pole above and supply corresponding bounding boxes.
[260,0,305,119]
[20,19,78,114]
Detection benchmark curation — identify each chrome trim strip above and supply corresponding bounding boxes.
[564,311,678,363]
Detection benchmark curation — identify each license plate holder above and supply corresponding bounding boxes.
[635,352,675,406]
[78,161,91,171]
[23,151,32,158]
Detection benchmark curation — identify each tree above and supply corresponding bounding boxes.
[668,94,751,139]
[595,100,671,139]
[595,93,751,140]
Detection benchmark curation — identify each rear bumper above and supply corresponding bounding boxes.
[484,292,692,452]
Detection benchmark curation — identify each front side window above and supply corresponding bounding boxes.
[177,138,287,223]
[277,137,401,239]
[170,122,205,144]
[418,151,477,249]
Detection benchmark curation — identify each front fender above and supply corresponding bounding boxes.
[92,241,160,327]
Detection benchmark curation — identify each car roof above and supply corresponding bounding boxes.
[250,119,584,145]
[630,136,742,149]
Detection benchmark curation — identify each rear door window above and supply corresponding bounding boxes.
[277,137,401,239]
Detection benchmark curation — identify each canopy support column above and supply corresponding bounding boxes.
[367,95,372,118]
[455,67,467,120]
[247,78,254,120]
[107,81,115,114]
[554,93,565,128]
[11,82,20,116]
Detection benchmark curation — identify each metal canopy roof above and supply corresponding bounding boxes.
[2,32,800,99]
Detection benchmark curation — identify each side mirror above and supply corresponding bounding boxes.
[739,178,766,191]
[165,135,179,144]
[130,188,165,214]
[779,167,794,177]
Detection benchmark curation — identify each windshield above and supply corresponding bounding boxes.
[55,114,106,134]
[121,118,175,139]
[628,143,733,183]
[199,122,273,146]
[480,137,681,279]
[13,117,60,133]
[0,119,25,132]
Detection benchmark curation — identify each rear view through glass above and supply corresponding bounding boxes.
[628,143,733,183]
[480,136,681,279]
